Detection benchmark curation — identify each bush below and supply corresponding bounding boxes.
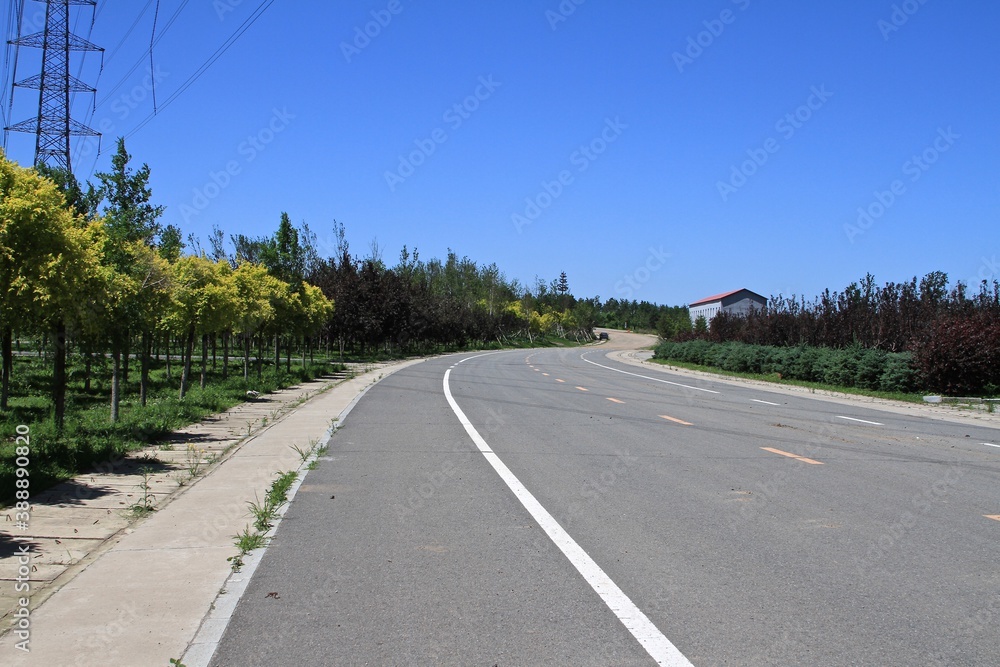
[911,316,1000,395]
[654,340,923,393]
[879,352,917,393]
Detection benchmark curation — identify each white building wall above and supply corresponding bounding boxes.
[689,301,720,326]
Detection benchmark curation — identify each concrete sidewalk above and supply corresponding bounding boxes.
[0,358,424,666]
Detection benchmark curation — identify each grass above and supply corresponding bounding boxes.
[0,350,335,506]
[649,357,927,403]
[229,469,300,571]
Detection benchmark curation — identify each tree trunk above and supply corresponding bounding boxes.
[1,327,11,411]
[200,333,209,390]
[140,331,151,407]
[243,333,250,381]
[179,326,195,399]
[165,333,172,381]
[111,346,121,423]
[222,331,230,381]
[52,321,67,432]
[84,352,92,392]
[286,337,291,373]
[122,332,130,384]
[212,334,217,370]
[257,334,264,381]
[274,333,280,375]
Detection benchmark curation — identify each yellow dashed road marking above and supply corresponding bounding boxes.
[659,415,693,426]
[760,447,824,465]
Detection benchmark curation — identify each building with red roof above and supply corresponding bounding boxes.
[688,288,766,326]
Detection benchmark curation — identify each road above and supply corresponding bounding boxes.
[210,340,1000,666]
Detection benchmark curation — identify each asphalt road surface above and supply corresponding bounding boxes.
[210,344,1000,666]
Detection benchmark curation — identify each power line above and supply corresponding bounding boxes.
[125,0,275,140]
[76,0,189,175]
[149,0,159,113]
[103,0,153,67]
[93,0,190,109]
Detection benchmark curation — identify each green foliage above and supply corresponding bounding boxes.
[654,340,919,393]
[0,352,327,504]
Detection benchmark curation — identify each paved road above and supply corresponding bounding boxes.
[211,346,1000,666]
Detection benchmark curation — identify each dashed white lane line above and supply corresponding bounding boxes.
[836,416,884,426]
[983,443,1000,449]
[443,368,693,667]
[751,399,780,406]
[580,355,720,394]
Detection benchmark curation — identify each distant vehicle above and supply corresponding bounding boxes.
[598,332,609,340]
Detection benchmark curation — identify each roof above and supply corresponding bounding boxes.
[688,288,764,307]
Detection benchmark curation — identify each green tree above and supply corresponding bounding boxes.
[95,138,165,254]
[0,152,103,426]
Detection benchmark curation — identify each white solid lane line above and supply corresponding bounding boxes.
[580,354,720,394]
[983,443,1000,448]
[836,416,884,426]
[443,368,694,667]
[751,399,780,406]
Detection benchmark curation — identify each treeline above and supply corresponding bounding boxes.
[588,297,690,337]
[671,272,1000,395]
[1,141,611,434]
[306,243,597,356]
[0,143,333,430]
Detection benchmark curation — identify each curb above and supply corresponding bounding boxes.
[180,358,425,666]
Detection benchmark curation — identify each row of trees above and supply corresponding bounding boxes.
[0,144,333,430]
[308,237,597,355]
[682,273,1000,394]
[3,139,617,433]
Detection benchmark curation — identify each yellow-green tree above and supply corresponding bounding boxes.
[231,262,285,381]
[165,256,230,399]
[0,151,103,427]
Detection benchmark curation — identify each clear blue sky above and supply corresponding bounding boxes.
[3,0,998,306]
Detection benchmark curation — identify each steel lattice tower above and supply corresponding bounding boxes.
[5,0,102,173]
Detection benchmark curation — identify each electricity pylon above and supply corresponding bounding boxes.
[5,0,102,173]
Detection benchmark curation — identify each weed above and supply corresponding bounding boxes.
[267,470,298,507]
[128,465,155,516]
[289,443,311,462]
[186,444,208,479]
[169,659,187,667]
[290,438,319,463]
[247,493,280,533]
[227,553,244,572]
[234,525,267,554]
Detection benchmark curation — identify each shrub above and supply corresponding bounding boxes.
[911,316,1000,395]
